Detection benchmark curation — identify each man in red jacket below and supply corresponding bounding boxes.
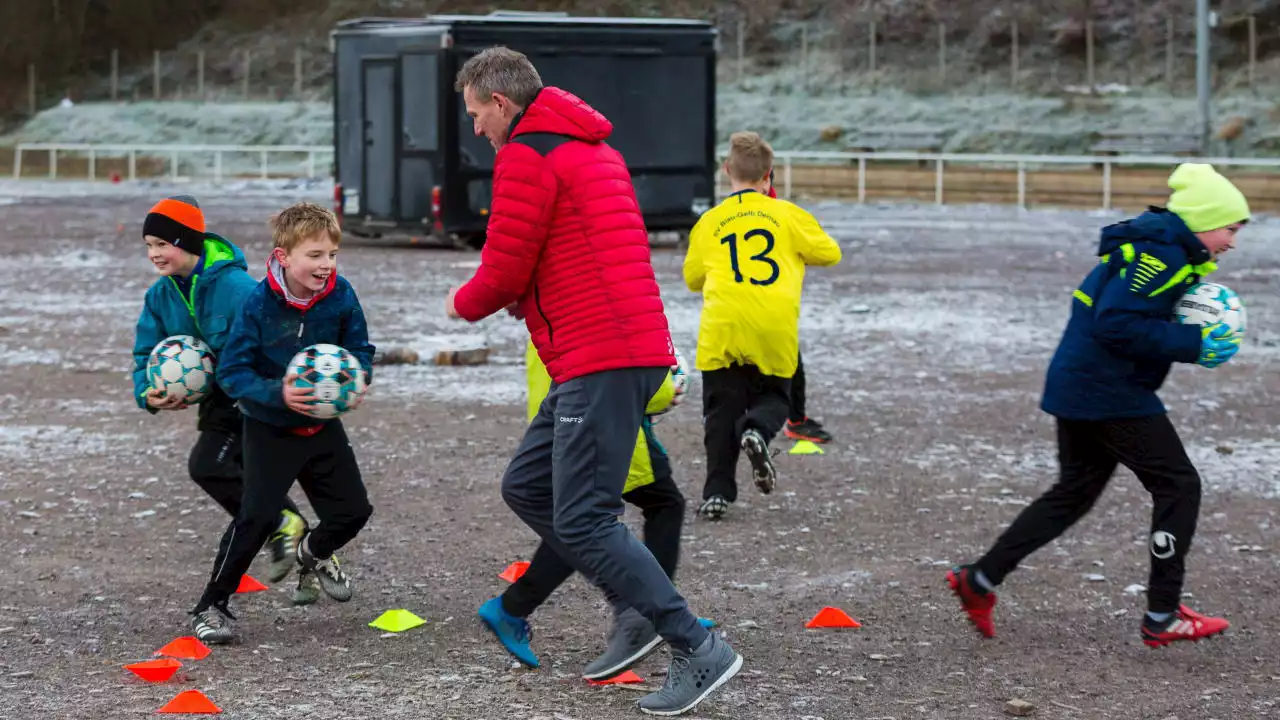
[444,47,741,716]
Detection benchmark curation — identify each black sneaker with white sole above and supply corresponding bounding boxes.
[189,603,235,645]
[296,534,352,602]
[740,429,776,494]
[698,495,731,520]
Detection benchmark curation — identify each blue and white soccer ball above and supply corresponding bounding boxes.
[147,335,215,404]
[1173,282,1246,337]
[287,344,367,420]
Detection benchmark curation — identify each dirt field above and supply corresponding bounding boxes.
[1,184,1279,720]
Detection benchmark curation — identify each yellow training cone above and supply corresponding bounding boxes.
[368,609,426,633]
[789,440,825,455]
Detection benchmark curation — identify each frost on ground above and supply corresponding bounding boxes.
[1,196,1279,719]
[6,84,1280,160]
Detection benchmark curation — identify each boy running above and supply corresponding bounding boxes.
[948,164,1248,647]
[188,203,375,644]
[479,340,698,679]
[131,195,307,582]
[762,174,835,445]
[685,132,842,520]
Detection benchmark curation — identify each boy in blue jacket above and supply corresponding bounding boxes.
[131,195,307,583]
[948,164,1248,648]
[188,202,375,644]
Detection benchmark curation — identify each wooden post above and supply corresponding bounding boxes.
[835,21,843,93]
[197,50,205,99]
[111,49,119,101]
[736,16,745,84]
[800,23,809,94]
[153,50,160,99]
[1086,20,1095,89]
[1011,19,1019,88]
[938,22,947,86]
[294,48,303,98]
[869,20,877,76]
[27,64,35,115]
[1166,17,1175,93]
[1248,15,1257,89]
[243,51,251,99]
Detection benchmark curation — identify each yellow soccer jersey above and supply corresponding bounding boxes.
[683,190,841,378]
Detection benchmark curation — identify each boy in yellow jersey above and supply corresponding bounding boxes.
[684,132,842,520]
[477,340,703,680]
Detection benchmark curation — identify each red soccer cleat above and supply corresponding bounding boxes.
[1141,605,1229,648]
[947,566,997,638]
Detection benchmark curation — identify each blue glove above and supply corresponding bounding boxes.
[1197,323,1240,368]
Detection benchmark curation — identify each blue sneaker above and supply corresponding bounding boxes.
[698,617,717,629]
[477,597,539,668]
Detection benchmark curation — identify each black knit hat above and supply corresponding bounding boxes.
[143,195,206,254]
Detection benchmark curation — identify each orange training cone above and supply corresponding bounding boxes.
[154,636,212,661]
[498,561,531,583]
[157,689,221,714]
[124,658,182,683]
[805,606,862,629]
[587,669,645,685]
[235,574,269,593]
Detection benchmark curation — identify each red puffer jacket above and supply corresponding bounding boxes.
[452,87,675,383]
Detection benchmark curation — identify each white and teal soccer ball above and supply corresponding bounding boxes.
[147,335,215,404]
[670,348,690,404]
[287,344,367,420]
[1173,282,1246,337]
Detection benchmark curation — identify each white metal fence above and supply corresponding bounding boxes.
[11,143,334,182]
[9,143,1280,213]
[720,150,1280,211]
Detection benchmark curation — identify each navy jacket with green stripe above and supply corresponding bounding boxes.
[131,234,259,410]
[1041,208,1213,421]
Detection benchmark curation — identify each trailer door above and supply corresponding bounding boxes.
[399,50,441,224]
[361,57,398,220]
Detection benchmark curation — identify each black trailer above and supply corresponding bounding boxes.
[330,12,717,246]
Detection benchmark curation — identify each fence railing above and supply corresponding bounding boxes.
[11,143,334,182]
[720,151,1280,212]
[9,143,1280,213]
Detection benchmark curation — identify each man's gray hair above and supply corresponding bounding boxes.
[455,47,543,107]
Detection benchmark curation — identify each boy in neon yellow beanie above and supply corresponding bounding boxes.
[478,339,701,680]
[948,163,1247,649]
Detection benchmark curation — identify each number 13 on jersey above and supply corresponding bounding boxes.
[720,229,779,286]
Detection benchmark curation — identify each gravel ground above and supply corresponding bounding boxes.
[1,187,1279,719]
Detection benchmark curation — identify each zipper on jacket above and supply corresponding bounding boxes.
[168,274,203,336]
[534,287,554,346]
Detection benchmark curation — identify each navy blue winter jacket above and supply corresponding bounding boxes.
[216,259,375,428]
[1041,208,1216,421]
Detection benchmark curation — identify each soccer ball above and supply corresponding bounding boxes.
[669,348,690,405]
[650,348,690,419]
[1173,282,1246,337]
[287,344,367,420]
[147,335,215,404]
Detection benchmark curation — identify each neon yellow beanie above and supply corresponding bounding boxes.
[1167,163,1251,232]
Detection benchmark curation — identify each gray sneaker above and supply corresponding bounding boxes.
[293,565,321,606]
[296,534,352,602]
[638,633,742,716]
[582,608,664,680]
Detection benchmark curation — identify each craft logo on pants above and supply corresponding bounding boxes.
[558,415,583,424]
[1151,531,1177,560]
